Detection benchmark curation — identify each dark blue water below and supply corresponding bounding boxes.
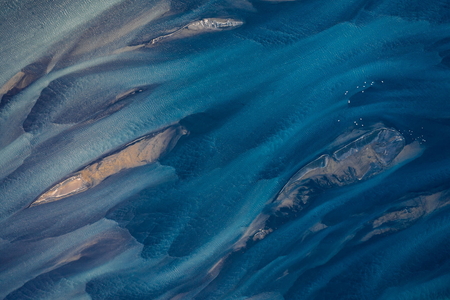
[1,0,450,299]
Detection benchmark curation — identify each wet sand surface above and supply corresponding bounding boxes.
[31,125,187,206]
[1,0,450,299]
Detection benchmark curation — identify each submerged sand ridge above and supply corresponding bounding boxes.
[30,125,188,207]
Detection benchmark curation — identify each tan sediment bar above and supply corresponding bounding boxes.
[30,125,188,207]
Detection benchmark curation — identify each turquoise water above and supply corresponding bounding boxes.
[1,0,450,299]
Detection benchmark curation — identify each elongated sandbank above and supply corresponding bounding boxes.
[150,18,244,45]
[30,125,187,207]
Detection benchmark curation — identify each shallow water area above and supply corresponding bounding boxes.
[1,0,450,299]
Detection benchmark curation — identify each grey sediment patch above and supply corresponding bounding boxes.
[234,127,408,249]
[273,127,406,210]
[113,18,244,53]
[149,18,244,46]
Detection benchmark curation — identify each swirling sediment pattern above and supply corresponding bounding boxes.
[1,0,450,299]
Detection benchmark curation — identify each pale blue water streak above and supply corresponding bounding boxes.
[0,0,450,299]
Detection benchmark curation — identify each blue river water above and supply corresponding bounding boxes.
[1,0,450,299]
